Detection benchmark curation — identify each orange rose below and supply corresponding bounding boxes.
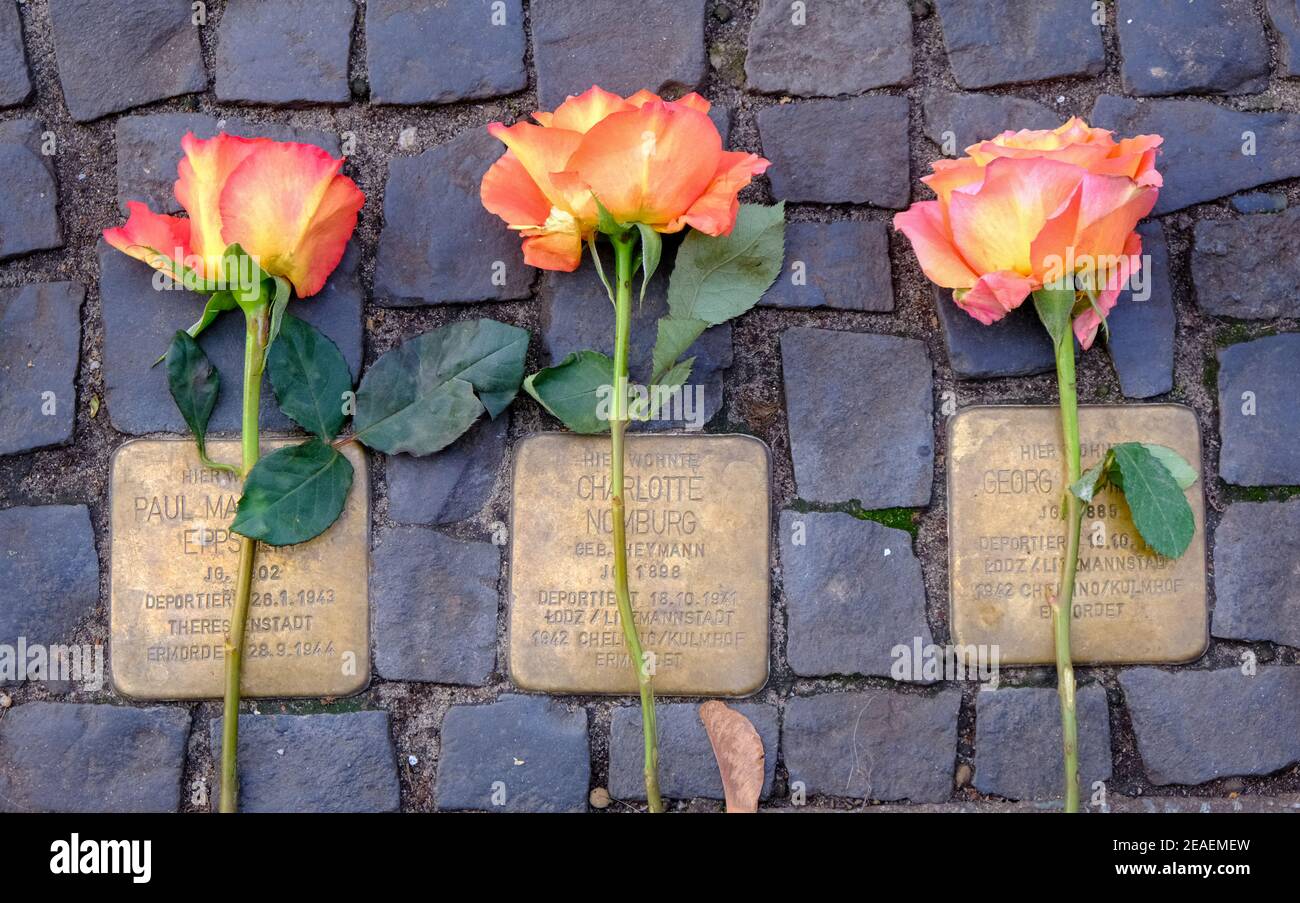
[894,117,1162,348]
[104,133,364,298]
[481,86,770,271]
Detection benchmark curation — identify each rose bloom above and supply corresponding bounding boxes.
[104,133,364,298]
[894,117,1162,348]
[481,85,770,271]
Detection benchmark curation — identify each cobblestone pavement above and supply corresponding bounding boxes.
[0,0,1297,813]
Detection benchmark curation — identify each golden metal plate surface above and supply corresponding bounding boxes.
[110,438,370,699]
[948,405,1208,665]
[509,433,770,696]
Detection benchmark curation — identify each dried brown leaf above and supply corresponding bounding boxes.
[698,700,764,813]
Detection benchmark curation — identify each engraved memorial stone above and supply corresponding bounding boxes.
[509,433,770,696]
[110,438,370,699]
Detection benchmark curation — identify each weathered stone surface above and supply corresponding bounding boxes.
[0,0,31,107]
[760,221,893,311]
[215,0,354,105]
[386,415,508,525]
[371,527,499,685]
[1092,96,1300,215]
[1231,191,1287,214]
[932,285,1054,379]
[758,97,910,206]
[745,0,911,96]
[1193,209,1300,319]
[210,712,400,812]
[1267,0,1300,76]
[532,0,706,109]
[366,0,526,105]
[922,90,1060,151]
[1107,221,1175,398]
[1212,501,1300,648]
[542,259,731,430]
[436,695,590,812]
[0,702,189,812]
[99,240,363,435]
[1120,666,1300,785]
[375,129,532,305]
[116,113,342,215]
[974,685,1112,801]
[783,690,960,802]
[48,0,206,122]
[0,119,61,260]
[934,0,1104,89]
[0,283,84,454]
[609,702,778,801]
[779,511,930,678]
[1116,0,1269,96]
[781,327,933,507]
[1217,333,1300,485]
[0,506,97,661]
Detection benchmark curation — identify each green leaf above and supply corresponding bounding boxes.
[1111,442,1196,559]
[1069,458,1108,504]
[1031,283,1076,349]
[631,357,695,421]
[352,319,529,455]
[267,314,354,441]
[165,331,236,474]
[524,350,614,434]
[593,196,629,236]
[154,291,237,366]
[1140,443,1198,490]
[649,316,708,384]
[667,203,785,326]
[588,237,615,304]
[231,439,354,546]
[636,223,662,306]
[261,276,292,368]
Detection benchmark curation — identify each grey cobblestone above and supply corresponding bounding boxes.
[210,712,400,812]
[1216,333,1300,485]
[215,0,355,105]
[1193,208,1300,318]
[0,282,84,455]
[759,221,893,312]
[1107,222,1175,399]
[0,0,30,107]
[0,702,189,812]
[935,0,1103,89]
[1116,0,1270,96]
[0,119,61,261]
[1212,501,1300,648]
[385,414,508,526]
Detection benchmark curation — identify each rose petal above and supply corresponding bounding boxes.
[481,149,553,228]
[522,230,583,271]
[676,151,769,236]
[218,141,364,297]
[103,200,195,281]
[547,86,635,133]
[174,132,264,273]
[893,200,979,289]
[486,120,584,210]
[957,271,1037,325]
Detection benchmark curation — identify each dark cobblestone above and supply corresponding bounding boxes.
[934,0,1104,89]
[759,221,893,311]
[215,0,354,105]
[608,702,778,801]
[386,414,508,525]
[0,0,31,107]
[757,97,910,207]
[782,327,933,507]
[0,119,62,260]
[375,128,532,305]
[783,689,960,803]
[1116,0,1270,96]
[1120,667,1300,785]
[371,526,499,685]
[1212,501,1300,648]
[932,286,1053,380]
[1216,333,1300,485]
[0,702,189,812]
[1107,222,1175,399]
[745,0,912,96]
[0,282,84,454]
[1193,208,1300,319]
[210,712,400,812]
[436,695,590,812]
[974,685,1112,801]
[779,510,930,678]
[922,90,1059,151]
[47,0,206,122]
[1268,0,1300,76]
[366,0,527,105]
[532,0,707,108]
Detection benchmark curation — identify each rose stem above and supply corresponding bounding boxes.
[219,290,270,814]
[1050,325,1083,814]
[610,230,662,812]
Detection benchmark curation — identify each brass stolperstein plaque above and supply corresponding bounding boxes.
[948,404,1208,664]
[509,433,770,696]
[110,438,370,699]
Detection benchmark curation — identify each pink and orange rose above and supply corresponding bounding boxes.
[894,117,1162,348]
[481,86,770,271]
[104,133,364,298]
